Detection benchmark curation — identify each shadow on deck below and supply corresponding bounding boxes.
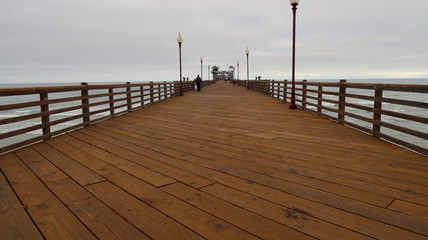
[1,81,428,240]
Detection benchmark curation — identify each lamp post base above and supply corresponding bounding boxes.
[289,104,297,109]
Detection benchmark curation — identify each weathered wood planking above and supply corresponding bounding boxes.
[1,81,428,240]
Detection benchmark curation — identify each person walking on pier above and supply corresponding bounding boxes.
[195,74,202,92]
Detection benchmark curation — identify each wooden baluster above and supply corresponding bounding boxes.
[283,81,287,102]
[164,81,167,100]
[158,83,161,101]
[81,82,90,126]
[109,88,114,115]
[302,80,307,110]
[373,87,383,137]
[338,79,346,123]
[126,82,132,111]
[140,86,144,107]
[317,85,322,114]
[40,91,50,140]
[150,81,154,104]
[270,80,274,97]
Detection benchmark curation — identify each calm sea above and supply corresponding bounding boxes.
[1,79,427,151]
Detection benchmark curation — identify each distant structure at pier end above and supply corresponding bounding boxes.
[211,65,235,80]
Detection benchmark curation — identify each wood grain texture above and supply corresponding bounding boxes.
[1,81,427,239]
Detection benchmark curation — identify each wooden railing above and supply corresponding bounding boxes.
[232,79,428,156]
[0,80,210,153]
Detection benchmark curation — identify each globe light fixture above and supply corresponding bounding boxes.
[177,33,183,96]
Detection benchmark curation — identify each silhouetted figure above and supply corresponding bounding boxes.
[195,75,202,91]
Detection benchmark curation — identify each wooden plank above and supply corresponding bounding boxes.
[45,137,261,240]
[388,200,428,220]
[96,121,394,207]
[86,181,204,240]
[30,142,105,186]
[14,147,69,183]
[67,130,214,188]
[0,153,97,240]
[0,167,23,214]
[0,169,43,240]
[201,183,427,240]
[112,117,428,206]
[55,135,176,187]
[87,123,428,235]
[129,112,427,193]
[0,209,43,240]
[133,111,428,174]
[14,146,150,239]
[162,182,319,240]
[70,125,428,239]
[46,178,150,240]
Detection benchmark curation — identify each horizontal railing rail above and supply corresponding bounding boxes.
[232,79,428,156]
[0,80,212,153]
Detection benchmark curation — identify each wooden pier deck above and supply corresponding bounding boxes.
[1,81,428,240]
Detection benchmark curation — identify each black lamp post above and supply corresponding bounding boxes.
[237,60,240,80]
[208,64,210,81]
[246,47,250,81]
[200,56,203,80]
[289,0,300,109]
[177,33,183,96]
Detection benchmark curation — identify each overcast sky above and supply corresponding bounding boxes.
[1,0,427,83]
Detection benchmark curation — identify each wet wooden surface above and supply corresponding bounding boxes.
[1,81,428,239]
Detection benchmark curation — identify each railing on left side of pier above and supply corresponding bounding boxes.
[232,79,428,156]
[0,80,211,154]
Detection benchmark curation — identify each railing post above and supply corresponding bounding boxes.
[109,88,114,115]
[247,80,250,90]
[338,79,346,123]
[270,80,274,97]
[302,80,307,110]
[373,86,383,138]
[158,83,162,101]
[40,91,50,139]
[126,82,132,111]
[150,81,154,104]
[164,81,167,100]
[140,85,144,107]
[81,82,90,126]
[284,80,287,102]
[317,85,322,114]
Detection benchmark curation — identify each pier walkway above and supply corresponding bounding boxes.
[1,81,428,240]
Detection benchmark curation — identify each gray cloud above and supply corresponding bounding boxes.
[1,0,427,83]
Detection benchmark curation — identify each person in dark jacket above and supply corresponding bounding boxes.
[195,75,202,91]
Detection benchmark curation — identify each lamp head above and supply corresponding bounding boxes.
[177,33,183,44]
[200,56,203,62]
[290,0,299,6]
[245,47,250,55]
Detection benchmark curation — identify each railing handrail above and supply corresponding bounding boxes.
[0,80,214,153]
[232,79,428,156]
[0,81,183,96]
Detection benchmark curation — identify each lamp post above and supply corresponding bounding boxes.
[237,60,240,80]
[199,56,204,80]
[289,0,300,109]
[245,47,250,81]
[177,33,183,96]
[208,64,210,81]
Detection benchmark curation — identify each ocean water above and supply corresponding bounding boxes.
[1,79,427,153]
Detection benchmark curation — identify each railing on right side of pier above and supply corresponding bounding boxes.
[232,79,428,156]
[0,80,209,154]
